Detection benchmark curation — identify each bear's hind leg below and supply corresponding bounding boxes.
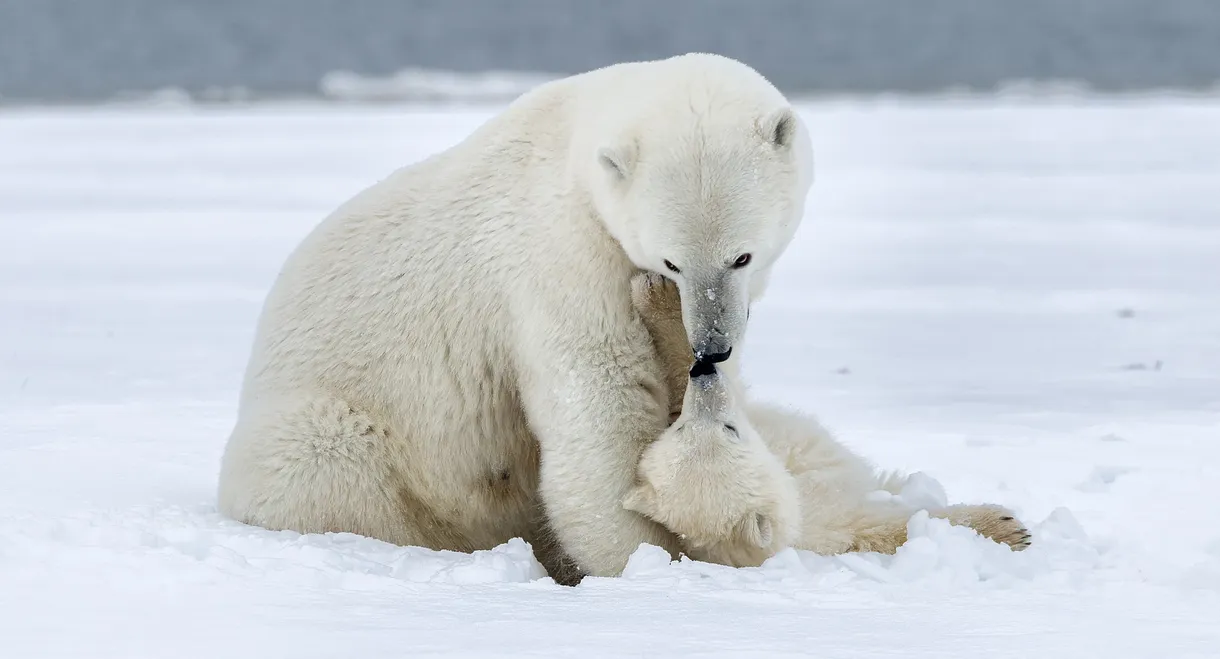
[218,395,458,549]
[929,504,1032,550]
[796,496,1032,554]
[791,496,918,555]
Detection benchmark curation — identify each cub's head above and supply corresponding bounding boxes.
[623,361,800,567]
[585,62,813,363]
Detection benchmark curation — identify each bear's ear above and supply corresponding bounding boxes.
[597,143,635,182]
[622,483,659,517]
[739,512,774,549]
[760,107,797,150]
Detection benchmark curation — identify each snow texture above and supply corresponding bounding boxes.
[2,97,1219,657]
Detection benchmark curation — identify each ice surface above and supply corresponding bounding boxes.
[2,97,1218,657]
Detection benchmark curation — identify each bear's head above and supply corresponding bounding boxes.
[583,56,814,364]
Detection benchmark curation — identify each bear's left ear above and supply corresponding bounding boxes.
[597,142,636,182]
[622,483,659,517]
[760,107,797,150]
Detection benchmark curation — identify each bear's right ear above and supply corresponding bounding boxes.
[760,107,798,150]
[597,143,635,182]
[738,512,774,549]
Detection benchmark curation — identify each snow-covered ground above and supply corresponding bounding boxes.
[2,97,1218,658]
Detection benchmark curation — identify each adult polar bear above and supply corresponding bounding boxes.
[217,53,814,581]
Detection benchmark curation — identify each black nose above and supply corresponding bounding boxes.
[693,330,731,365]
[695,347,732,364]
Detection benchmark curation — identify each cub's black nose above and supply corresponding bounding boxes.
[689,360,718,379]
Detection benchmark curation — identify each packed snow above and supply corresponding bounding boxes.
[1,96,1218,657]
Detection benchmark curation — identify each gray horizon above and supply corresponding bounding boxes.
[3,0,1220,104]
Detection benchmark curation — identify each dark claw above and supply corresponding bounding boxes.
[1000,516,1013,521]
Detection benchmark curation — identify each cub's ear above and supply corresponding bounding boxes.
[760,107,798,149]
[597,142,636,181]
[622,483,659,518]
[738,512,774,549]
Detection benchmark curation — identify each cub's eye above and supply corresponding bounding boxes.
[723,423,739,438]
[732,253,752,269]
[663,260,681,274]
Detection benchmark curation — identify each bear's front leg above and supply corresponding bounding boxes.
[515,317,682,580]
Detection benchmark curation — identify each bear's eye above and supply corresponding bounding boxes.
[723,423,739,438]
[732,253,752,269]
[663,260,681,274]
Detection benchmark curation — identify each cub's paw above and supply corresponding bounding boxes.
[630,270,690,423]
[630,271,681,319]
[935,504,1031,551]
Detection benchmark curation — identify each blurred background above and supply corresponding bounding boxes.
[3,0,1220,105]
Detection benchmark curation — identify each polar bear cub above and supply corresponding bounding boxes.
[628,272,1031,564]
[624,360,801,568]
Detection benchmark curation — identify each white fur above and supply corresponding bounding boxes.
[628,273,1032,562]
[217,53,815,583]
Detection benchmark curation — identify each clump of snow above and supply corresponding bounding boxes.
[620,543,677,579]
[391,538,548,585]
[857,508,1097,588]
[865,471,949,511]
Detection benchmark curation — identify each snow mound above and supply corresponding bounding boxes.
[3,505,548,590]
